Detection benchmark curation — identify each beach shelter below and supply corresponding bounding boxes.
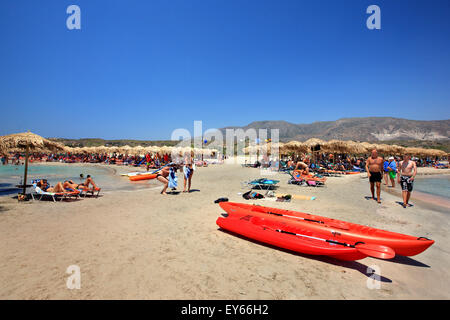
[280,141,309,155]
[322,139,352,154]
[118,145,132,155]
[0,131,65,195]
[360,142,377,154]
[345,141,369,155]
[304,138,326,163]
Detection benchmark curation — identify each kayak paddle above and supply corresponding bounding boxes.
[252,207,349,230]
[276,229,395,259]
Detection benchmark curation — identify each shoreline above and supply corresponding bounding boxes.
[1,164,449,299]
[381,172,450,213]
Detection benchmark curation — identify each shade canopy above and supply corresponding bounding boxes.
[0,132,65,153]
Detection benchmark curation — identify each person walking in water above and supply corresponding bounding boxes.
[398,154,417,208]
[365,149,384,204]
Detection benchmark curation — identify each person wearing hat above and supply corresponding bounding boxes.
[387,156,397,188]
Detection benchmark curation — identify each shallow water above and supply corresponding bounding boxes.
[0,163,159,195]
[414,175,450,199]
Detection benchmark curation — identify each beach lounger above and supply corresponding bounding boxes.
[31,183,80,202]
[78,186,101,198]
[288,171,323,187]
[242,178,280,191]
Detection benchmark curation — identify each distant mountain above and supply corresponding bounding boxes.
[221,117,450,142]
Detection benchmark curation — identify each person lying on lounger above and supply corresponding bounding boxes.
[64,175,100,191]
[37,180,69,193]
[78,175,100,190]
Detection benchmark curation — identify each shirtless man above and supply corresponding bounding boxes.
[365,149,384,203]
[294,159,309,175]
[397,154,417,208]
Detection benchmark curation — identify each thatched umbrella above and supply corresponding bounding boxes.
[131,146,145,156]
[303,138,326,163]
[118,145,132,155]
[280,141,309,155]
[345,141,368,155]
[360,142,376,154]
[322,139,351,154]
[259,142,284,156]
[0,132,65,195]
[303,138,326,150]
[145,146,159,155]
[372,143,394,156]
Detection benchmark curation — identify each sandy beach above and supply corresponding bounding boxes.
[0,163,449,299]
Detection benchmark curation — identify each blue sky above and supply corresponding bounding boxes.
[1,0,449,140]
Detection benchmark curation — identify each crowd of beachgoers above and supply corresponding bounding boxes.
[1,150,448,171]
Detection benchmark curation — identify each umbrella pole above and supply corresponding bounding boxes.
[23,144,29,195]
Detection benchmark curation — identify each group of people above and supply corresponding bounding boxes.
[155,156,195,195]
[36,175,100,194]
[366,149,417,208]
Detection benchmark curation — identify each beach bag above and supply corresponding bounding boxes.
[243,191,264,200]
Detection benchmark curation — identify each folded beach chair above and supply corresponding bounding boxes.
[31,182,80,202]
[242,178,280,191]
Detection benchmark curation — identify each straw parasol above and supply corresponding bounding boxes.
[118,145,132,155]
[280,141,309,155]
[303,138,326,150]
[322,139,351,154]
[345,141,369,155]
[0,132,65,195]
[360,142,376,154]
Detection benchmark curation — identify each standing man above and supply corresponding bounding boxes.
[145,153,152,171]
[387,156,397,187]
[365,149,384,203]
[398,154,417,208]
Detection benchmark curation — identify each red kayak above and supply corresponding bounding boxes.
[219,202,434,257]
[217,213,394,261]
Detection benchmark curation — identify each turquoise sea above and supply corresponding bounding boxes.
[414,175,450,199]
[0,164,158,195]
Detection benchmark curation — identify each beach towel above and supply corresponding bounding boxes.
[242,191,264,200]
[168,168,177,189]
[183,166,193,179]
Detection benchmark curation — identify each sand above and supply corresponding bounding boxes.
[0,163,449,299]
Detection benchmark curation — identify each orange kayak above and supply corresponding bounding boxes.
[219,202,434,257]
[217,213,373,261]
[129,173,157,181]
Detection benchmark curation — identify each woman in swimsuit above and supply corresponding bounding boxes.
[156,166,171,195]
[38,180,66,193]
[183,154,194,193]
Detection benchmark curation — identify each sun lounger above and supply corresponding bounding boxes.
[31,183,80,202]
[242,178,280,190]
[288,171,324,187]
[78,186,101,198]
